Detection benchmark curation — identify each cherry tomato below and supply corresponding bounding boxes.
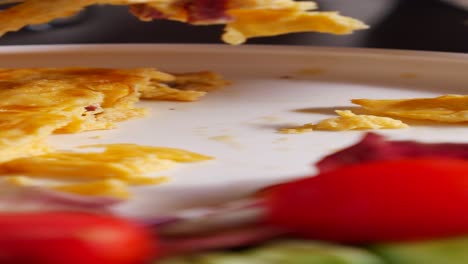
[0,212,154,264]
[265,158,468,243]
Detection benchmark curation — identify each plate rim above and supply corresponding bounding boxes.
[0,44,467,63]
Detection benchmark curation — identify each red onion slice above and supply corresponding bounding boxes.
[316,133,468,173]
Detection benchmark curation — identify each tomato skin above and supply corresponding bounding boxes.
[265,158,468,243]
[0,212,155,264]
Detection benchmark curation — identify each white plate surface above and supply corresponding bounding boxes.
[0,44,467,216]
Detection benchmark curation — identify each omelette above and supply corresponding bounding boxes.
[0,0,368,44]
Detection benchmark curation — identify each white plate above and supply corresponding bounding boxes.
[0,44,467,216]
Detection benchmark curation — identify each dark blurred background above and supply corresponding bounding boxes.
[0,0,467,53]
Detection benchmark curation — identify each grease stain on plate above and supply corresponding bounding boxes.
[274,147,291,152]
[259,115,282,122]
[273,137,289,143]
[194,126,210,136]
[208,135,242,149]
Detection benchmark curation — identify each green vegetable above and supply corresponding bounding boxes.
[371,236,468,264]
[159,240,384,264]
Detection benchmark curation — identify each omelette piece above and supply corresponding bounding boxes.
[6,176,133,199]
[0,68,225,162]
[0,112,70,163]
[279,123,315,134]
[352,95,468,123]
[0,0,368,45]
[0,144,213,184]
[0,144,210,198]
[1,139,216,200]
[53,179,133,199]
[279,110,408,134]
[0,68,168,133]
[222,8,367,45]
[0,112,67,162]
[314,110,409,131]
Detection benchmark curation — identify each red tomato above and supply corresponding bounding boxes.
[0,212,154,264]
[265,158,468,243]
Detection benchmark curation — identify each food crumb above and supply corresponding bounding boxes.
[279,124,315,134]
[273,137,289,143]
[89,136,102,139]
[209,135,242,149]
[260,116,282,122]
[279,110,408,134]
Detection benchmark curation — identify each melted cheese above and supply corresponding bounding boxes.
[352,95,468,123]
[280,110,408,133]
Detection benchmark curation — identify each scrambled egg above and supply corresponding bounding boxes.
[0,0,368,45]
[279,110,408,134]
[0,68,223,198]
[352,95,468,123]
